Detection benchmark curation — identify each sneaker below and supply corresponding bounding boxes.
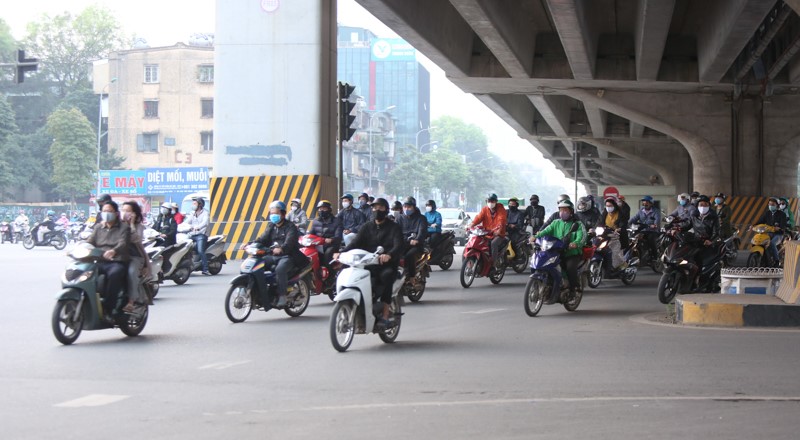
[275,296,287,308]
[202,271,212,276]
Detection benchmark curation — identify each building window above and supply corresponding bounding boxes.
[197,65,214,83]
[201,98,213,118]
[144,100,159,118]
[201,131,213,152]
[137,133,158,152]
[144,64,159,83]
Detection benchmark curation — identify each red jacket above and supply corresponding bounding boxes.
[470,204,507,237]
[173,212,184,225]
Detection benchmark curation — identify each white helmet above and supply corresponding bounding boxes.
[677,193,689,202]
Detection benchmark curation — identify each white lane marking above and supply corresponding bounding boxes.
[198,360,252,370]
[55,394,129,408]
[461,308,506,314]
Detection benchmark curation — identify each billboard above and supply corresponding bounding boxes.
[98,170,147,195]
[145,167,210,195]
[371,38,416,61]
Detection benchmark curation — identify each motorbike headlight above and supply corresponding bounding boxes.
[679,260,689,265]
[540,240,554,251]
[300,236,314,246]
[594,227,605,236]
[599,241,608,250]
[753,226,767,233]
[62,269,92,283]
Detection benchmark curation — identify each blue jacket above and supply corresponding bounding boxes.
[629,208,661,226]
[336,207,366,233]
[425,210,442,234]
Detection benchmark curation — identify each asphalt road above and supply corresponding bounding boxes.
[2,243,799,439]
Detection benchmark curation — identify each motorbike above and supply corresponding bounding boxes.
[747,224,781,268]
[67,222,88,243]
[507,231,533,273]
[144,235,194,285]
[51,243,149,345]
[427,230,456,270]
[722,228,741,267]
[400,248,431,303]
[523,236,592,317]
[329,247,404,352]
[628,222,664,273]
[224,242,313,323]
[586,226,638,288]
[13,221,29,243]
[460,228,508,288]
[656,228,734,304]
[177,223,228,275]
[1,220,13,244]
[298,233,342,300]
[22,223,67,250]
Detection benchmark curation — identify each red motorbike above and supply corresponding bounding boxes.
[299,234,341,300]
[460,227,507,288]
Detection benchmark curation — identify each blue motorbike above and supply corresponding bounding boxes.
[523,236,589,317]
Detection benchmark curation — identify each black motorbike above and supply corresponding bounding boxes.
[427,230,456,270]
[508,231,533,274]
[23,223,67,250]
[628,222,664,273]
[0,220,13,244]
[587,226,638,288]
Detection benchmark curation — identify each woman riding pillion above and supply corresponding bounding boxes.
[121,202,152,313]
[533,200,586,303]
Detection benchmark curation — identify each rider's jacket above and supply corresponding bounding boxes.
[715,204,733,238]
[669,204,696,221]
[336,207,366,233]
[344,219,404,266]
[424,210,442,234]
[470,204,508,237]
[756,209,788,232]
[683,209,720,241]
[535,215,586,258]
[629,208,661,227]
[286,208,309,229]
[256,220,308,267]
[575,210,600,232]
[88,221,131,262]
[396,210,428,244]
[15,214,29,226]
[525,204,546,232]
[309,214,343,244]
[506,207,526,236]
[154,213,177,246]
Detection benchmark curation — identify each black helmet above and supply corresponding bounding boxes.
[392,201,402,211]
[97,194,112,206]
[576,197,591,213]
[696,195,710,204]
[426,200,437,210]
[529,194,539,202]
[690,191,700,198]
[714,192,726,200]
[316,200,332,209]
[402,196,417,207]
[193,197,206,209]
[373,198,390,210]
[487,193,498,202]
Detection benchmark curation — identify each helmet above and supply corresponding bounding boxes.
[576,197,590,213]
[171,202,179,209]
[690,191,700,198]
[373,198,390,210]
[46,210,55,217]
[618,195,626,202]
[557,200,574,210]
[341,193,353,201]
[487,193,498,202]
[291,198,302,207]
[696,195,711,204]
[529,194,539,202]
[316,200,332,209]
[269,200,287,211]
[768,196,779,204]
[392,201,402,211]
[641,195,654,203]
[714,192,726,200]
[426,199,437,210]
[677,193,690,202]
[402,196,417,207]
[557,194,570,202]
[359,192,369,200]
[161,202,171,209]
[779,197,789,205]
[97,194,112,205]
[192,197,206,209]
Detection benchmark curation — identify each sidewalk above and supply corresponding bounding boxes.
[676,294,800,327]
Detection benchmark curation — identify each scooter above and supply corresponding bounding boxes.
[329,247,404,352]
[722,228,741,267]
[460,228,508,288]
[427,231,456,270]
[399,248,431,303]
[145,235,194,285]
[224,242,313,322]
[523,236,592,317]
[299,233,341,300]
[22,224,67,250]
[177,224,228,275]
[507,231,533,274]
[747,224,781,268]
[586,226,638,288]
[51,243,149,345]
[657,228,732,304]
[13,221,29,243]
[628,222,664,273]
[0,220,13,244]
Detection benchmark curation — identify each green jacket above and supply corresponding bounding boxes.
[536,217,586,257]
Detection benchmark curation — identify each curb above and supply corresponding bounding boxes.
[677,295,800,327]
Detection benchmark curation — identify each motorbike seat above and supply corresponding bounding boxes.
[207,235,224,245]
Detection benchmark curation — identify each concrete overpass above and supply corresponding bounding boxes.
[356,0,800,198]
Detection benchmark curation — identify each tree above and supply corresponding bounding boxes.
[10,128,53,194]
[0,95,18,197]
[46,108,96,202]
[386,146,432,199]
[430,116,489,156]
[427,146,468,207]
[0,18,16,64]
[101,148,127,170]
[23,5,127,97]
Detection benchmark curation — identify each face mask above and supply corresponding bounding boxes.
[531,201,538,206]
[769,205,777,212]
[160,207,169,215]
[698,206,709,215]
[425,206,432,212]
[509,205,518,211]
[404,209,414,216]
[101,212,116,223]
[392,210,401,218]
[359,200,366,207]
[715,198,723,205]
[605,206,615,213]
[642,205,651,211]
[192,204,199,211]
[374,210,388,221]
[342,201,351,209]
[780,204,787,209]
[559,211,570,221]
[120,211,130,222]
[679,200,687,206]
[691,199,698,205]
[291,205,298,211]
[488,202,496,210]
[269,214,281,223]
[319,210,330,219]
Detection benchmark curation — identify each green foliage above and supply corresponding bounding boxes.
[429,115,488,156]
[59,85,99,129]
[386,146,432,198]
[0,96,18,196]
[11,128,53,194]
[100,148,127,170]
[427,146,468,207]
[46,108,96,201]
[0,18,16,64]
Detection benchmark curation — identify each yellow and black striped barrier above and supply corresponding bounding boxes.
[776,241,800,304]
[209,174,338,259]
[728,196,798,250]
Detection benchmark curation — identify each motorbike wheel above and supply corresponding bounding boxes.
[330,300,356,352]
[120,306,148,337]
[746,253,761,268]
[460,257,477,288]
[150,282,160,299]
[489,264,506,284]
[378,296,402,344]
[438,253,453,271]
[512,255,529,274]
[563,288,583,312]
[523,277,544,317]
[587,261,602,288]
[52,299,84,345]
[208,260,223,275]
[621,268,636,286]
[406,278,425,303]
[657,271,680,304]
[225,284,252,323]
[172,267,191,285]
[653,258,665,274]
[51,235,67,250]
[22,236,35,250]
[284,278,311,317]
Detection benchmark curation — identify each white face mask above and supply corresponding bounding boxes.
[606,206,615,213]
[425,206,432,212]
[290,205,298,211]
[342,201,351,209]
[488,202,496,210]
[698,206,709,215]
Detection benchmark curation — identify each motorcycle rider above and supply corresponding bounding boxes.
[424,199,442,248]
[670,193,696,221]
[254,200,308,308]
[308,200,343,269]
[599,197,630,250]
[525,194,546,234]
[396,196,428,283]
[14,210,29,238]
[357,193,372,221]
[389,201,403,221]
[470,194,508,269]
[121,201,151,312]
[575,196,600,232]
[185,197,211,275]
[543,194,571,229]
[33,210,57,244]
[714,193,733,239]
[286,198,309,231]
[534,200,586,303]
[1,214,13,242]
[337,194,366,247]
[86,200,132,320]
[335,198,403,328]
[153,202,178,247]
[618,195,631,222]
[752,197,787,266]
[171,202,184,225]
[681,195,721,291]
[629,195,661,257]
[778,197,795,232]
[689,191,700,208]
[506,197,526,259]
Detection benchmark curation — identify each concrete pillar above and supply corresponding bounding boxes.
[213,0,338,257]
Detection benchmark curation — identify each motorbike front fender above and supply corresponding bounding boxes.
[229,274,250,286]
[54,287,83,301]
[750,246,765,256]
[334,287,363,305]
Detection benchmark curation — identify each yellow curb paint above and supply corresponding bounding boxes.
[679,301,744,326]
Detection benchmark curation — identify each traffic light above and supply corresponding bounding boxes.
[337,82,357,142]
[15,50,38,84]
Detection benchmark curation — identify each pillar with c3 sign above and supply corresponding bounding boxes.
[214,0,338,258]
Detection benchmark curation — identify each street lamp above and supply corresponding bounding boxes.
[416,126,436,152]
[96,77,117,199]
[368,105,396,193]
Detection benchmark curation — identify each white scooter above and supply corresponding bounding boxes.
[329,247,404,352]
[143,229,194,286]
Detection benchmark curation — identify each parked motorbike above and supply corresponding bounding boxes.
[747,224,781,268]
[299,233,341,300]
[586,226,638,288]
[628,222,663,273]
[51,243,148,345]
[224,242,313,322]
[176,223,228,275]
[22,224,67,250]
[523,236,592,317]
[657,228,734,304]
[427,230,456,270]
[0,220,13,244]
[329,247,404,352]
[460,228,508,288]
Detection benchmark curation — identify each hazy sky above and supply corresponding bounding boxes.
[5,0,576,191]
